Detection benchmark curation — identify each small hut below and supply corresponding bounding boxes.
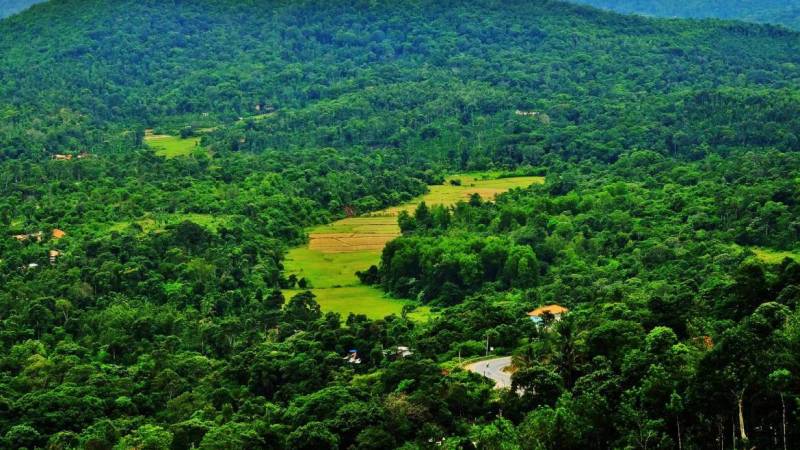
[527,304,569,324]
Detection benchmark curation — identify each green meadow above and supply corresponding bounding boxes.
[145,134,202,158]
[284,286,435,321]
[379,174,544,217]
[283,247,379,288]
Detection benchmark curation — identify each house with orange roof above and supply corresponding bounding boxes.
[527,304,569,324]
[52,229,66,239]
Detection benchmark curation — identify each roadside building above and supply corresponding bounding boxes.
[527,304,569,324]
[345,350,361,364]
[384,346,414,360]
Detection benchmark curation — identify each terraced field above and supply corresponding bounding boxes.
[284,173,545,320]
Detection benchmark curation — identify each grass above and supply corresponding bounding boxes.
[751,247,800,264]
[145,133,202,158]
[727,244,800,265]
[107,213,230,234]
[308,216,398,235]
[284,286,435,321]
[285,172,545,321]
[284,247,379,288]
[379,174,544,217]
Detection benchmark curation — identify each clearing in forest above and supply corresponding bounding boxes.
[106,213,230,234]
[284,286,436,322]
[284,173,545,320]
[751,247,800,264]
[728,244,800,265]
[145,131,202,158]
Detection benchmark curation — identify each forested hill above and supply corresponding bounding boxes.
[573,0,800,30]
[4,1,800,449]
[0,0,43,18]
[1,0,799,163]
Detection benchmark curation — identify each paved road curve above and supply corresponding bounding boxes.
[465,356,513,389]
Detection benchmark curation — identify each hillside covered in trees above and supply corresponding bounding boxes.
[2,1,800,449]
[574,0,800,30]
[2,0,800,163]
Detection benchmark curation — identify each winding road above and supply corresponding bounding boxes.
[465,356,513,389]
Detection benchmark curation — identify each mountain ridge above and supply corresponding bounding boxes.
[573,0,800,29]
[1,0,798,162]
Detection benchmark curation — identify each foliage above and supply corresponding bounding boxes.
[1,0,800,449]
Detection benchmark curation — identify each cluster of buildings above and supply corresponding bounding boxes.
[345,346,415,365]
[52,153,90,161]
[10,229,67,269]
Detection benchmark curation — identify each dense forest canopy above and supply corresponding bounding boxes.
[1,1,800,449]
[1,0,800,164]
[573,0,800,30]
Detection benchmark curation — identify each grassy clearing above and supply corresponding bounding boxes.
[145,133,202,158]
[286,173,544,321]
[284,247,379,288]
[284,286,435,321]
[751,247,800,264]
[379,175,544,217]
[728,244,800,265]
[107,213,230,234]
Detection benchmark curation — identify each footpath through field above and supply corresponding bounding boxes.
[284,173,545,320]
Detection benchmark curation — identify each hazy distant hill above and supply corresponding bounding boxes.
[0,0,43,18]
[574,0,800,29]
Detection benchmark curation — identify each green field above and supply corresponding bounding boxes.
[284,286,435,321]
[380,174,544,217]
[286,173,545,321]
[308,216,399,235]
[284,247,379,288]
[145,133,202,158]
